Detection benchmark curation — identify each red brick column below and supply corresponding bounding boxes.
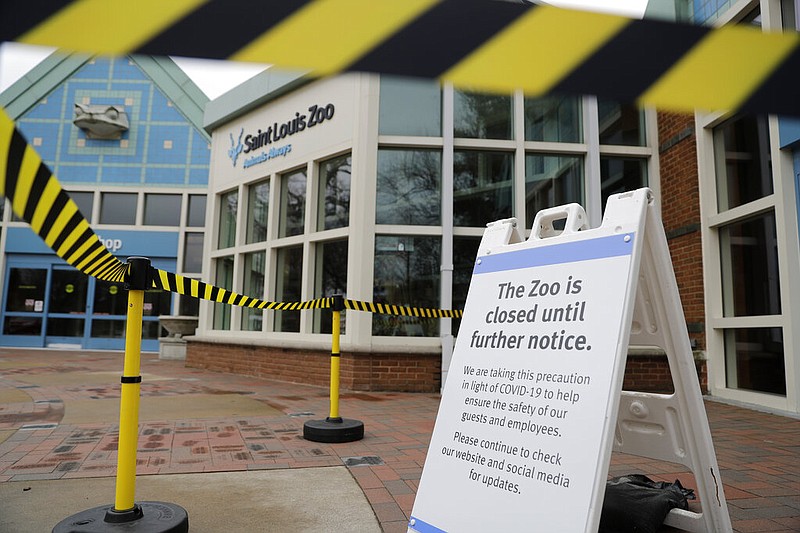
[627,110,707,393]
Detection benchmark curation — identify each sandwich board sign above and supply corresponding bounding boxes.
[409,188,730,532]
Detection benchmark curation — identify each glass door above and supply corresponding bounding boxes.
[1,259,174,351]
[45,268,89,347]
[86,272,172,351]
[2,266,48,346]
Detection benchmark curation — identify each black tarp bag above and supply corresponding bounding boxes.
[599,474,695,533]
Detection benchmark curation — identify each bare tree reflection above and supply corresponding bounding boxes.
[320,154,351,230]
[377,150,441,225]
[454,91,512,140]
[453,150,513,227]
[373,236,440,337]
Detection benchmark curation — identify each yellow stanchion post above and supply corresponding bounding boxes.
[113,283,144,515]
[303,294,364,443]
[53,257,188,532]
[328,301,341,420]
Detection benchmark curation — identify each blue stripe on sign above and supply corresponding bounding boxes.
[408,516,447,533]
[473,233,634,275]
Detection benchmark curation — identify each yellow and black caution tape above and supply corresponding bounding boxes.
[0,109,128,283]
[345,298,463,319]
[1,109,462,318]
[149,266,331,311]
[149,266,463,317]
[1,0,800,116]
[150,267,463,318]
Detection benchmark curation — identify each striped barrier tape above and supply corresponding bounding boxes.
[1,108,463,318]
[1,0,799,116]
[149,266,331,311]
[345,298,463,319]
[0,108,128,283]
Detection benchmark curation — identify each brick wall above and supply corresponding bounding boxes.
[187,340,706,394]
[657,111,707,353]
[623,352,708,394]
[186,341,441,393]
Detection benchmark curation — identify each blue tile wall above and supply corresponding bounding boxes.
[189,167,210,186]
[15,56,210,189]
[150,91,186,123]
[693,0,732,24]
[101,165,141,183]
[58,164,99,184]
[25,87,66,120]
[145,166,185,185]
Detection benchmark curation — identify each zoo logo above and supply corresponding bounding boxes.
[228,128,244,167]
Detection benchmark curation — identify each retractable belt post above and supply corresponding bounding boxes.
[52,257,189,533]
[303,294,364,443]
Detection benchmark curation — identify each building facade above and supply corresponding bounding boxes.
[190,71,663,393]
[0,53,210,352]
[644,0,800,414]
[693,0,800,414]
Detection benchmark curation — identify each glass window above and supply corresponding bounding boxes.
[218,190,238,248]
[93,280,127,315]
[600,157,647,209]
[525,154,584,229]
[275,246,303,332]
[279,168,306,237]
[144,290,171,316]
[524,94,582,143]
[3,316,42,335]
[714,115,773,211]
[179,293,200,317]
[241,251,265,331]
[598,99,645,146]
[724,327,785,395]
[183,232,204,273]
[144,194,181,226]
[373,235,440,337]
[47,318,84,337]
[453,150,513,227]
[379,76,442,136]
[213,256,234,330]
[720,212,781,317]
[5,268,47,312]
[94,318,162,339]
[49,270,87,313]
[100,193,137,225]
[376,149,441,225]
[318,154,351,231]
[740,7,762,26]
[68,191,94,222]
[91,320,125,339]
[246,180,269,243]
[453,236,481,336]
[454,90,513,140]
[781,0,797,31]
[142,321,161,340]
[314,239,348,334]
[187,194,206,227]
[693,0,731,23]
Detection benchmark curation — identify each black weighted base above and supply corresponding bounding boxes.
[303,417,364,443]
[52,502,188,533]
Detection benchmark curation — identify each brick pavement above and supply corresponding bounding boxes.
[0,348,798,532]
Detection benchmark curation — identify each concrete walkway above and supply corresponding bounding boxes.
[0,348,798,532]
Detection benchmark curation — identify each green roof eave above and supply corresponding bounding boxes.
[0,51,92,119]
[130,55,211,141]
[0,52,210,142]
[203,68,312,134]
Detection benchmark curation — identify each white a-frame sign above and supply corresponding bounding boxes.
[409,189,731,532]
